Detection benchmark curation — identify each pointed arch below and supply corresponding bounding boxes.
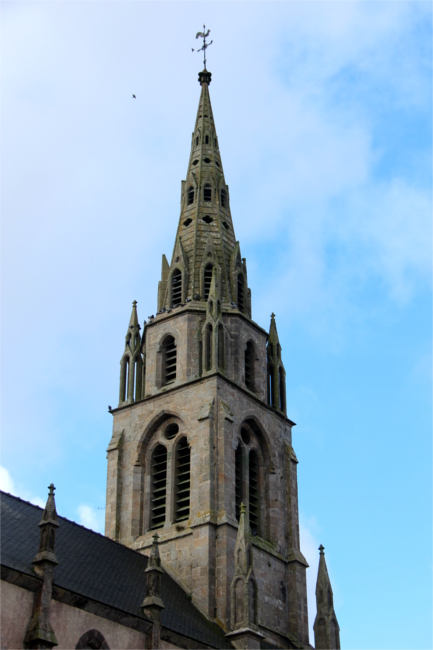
[235,443,243,522]
[75,629,109,649]
[187,185,194,205]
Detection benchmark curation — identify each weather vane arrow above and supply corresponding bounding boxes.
[191,24,213,69]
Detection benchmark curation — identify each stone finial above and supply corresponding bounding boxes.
[141,534,165,612]
[24,484,59,649]
[33,484,60,568]
[313,545,341,650]
[141,534,165,650]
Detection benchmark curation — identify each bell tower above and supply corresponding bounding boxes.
[105,68,311,648]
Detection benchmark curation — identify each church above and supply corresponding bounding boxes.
[1,65,340,650]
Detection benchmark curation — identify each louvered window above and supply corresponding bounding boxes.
[221,189,227,208]
[204,264,213,300]
[175,437,190,522]
[203,184,212,202]
[205,324,213,371]
[151,445,167,529]
[163,336,177,384]
[196,136,199,146]
[235,445,243,522]
[249,450,259,535]
[245,341,254,391]
[171,269,182,306]
[237,274,245,311]
[187,186,194,205]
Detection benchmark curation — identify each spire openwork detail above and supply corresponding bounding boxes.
[157,70,250,315]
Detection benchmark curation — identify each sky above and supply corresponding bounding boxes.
[1,1,432,648]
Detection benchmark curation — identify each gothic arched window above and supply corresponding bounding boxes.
[171,269,182,306]
[203,183,212,202]
[175,437,190,522]
[204,263,213,300]
[187,186,194,205]
[244,341,255,392]
[150,444,167,530]
[249,450,259,535]
[205,135,209,144]
[162,336,177,385]
[75,629,109,649]
[237,274,245,312]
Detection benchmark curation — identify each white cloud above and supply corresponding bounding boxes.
[77,504,105,533]
[0,465,15,493]
[0,465,45,507]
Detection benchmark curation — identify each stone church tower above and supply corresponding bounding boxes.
[105,68,338,649]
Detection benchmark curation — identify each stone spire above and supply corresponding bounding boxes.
[226,503,263,649]
[119,301,143,405]
[267,314,286,414]
[24,484,59,649]
[141,534,165,649]
[158,70,250,313]
[313,545,341,650]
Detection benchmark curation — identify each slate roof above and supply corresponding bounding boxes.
[0,491,228,649]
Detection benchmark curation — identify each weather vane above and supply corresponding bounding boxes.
[192,25,213,69]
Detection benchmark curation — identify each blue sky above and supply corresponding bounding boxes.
[1,2,431,648]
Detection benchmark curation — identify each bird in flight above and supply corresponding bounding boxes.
[132,94,136,99]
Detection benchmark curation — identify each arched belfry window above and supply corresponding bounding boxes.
[151,444,167,529]
[203,183,212,202]
[235,444,243,522]
[175,437,190,522]
[221,189,227,208]
[245,341,255,391]
[249,450,259,535]
[171,269,182,306]
[237,274,245,312]
[187,186,194,205]
[163,336,177,385]
[205,324,213,371]
[205,135,209,144]
[204,264,213,300]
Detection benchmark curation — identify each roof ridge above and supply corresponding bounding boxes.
[0,490,145,559]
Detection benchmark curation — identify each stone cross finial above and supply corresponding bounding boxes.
[24,484,60,648]
[319,544,325,555]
